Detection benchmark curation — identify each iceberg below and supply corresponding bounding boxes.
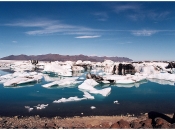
[2,71,43,87]
[78,79,111,96]
[53,96,86,103]
[43,62,73,76]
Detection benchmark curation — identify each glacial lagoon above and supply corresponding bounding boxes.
[0,69,175,117]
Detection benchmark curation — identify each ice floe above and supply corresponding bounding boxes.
[24,106,34,112]
[2,72,43,87]
[53,91,94,103]
[42,77,82,88]
[83,91,94,99]
[34,104,49,110]
[78,79,111,96]
[53,96,86,103]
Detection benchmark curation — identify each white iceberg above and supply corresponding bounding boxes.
[78,79,111,96]
[53,96,86,103]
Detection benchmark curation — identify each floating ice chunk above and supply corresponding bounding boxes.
[34,104,48,110]
[116,79,135,84]
[53,96,86,103]
[148,78,175,86]
[89,88,111,96]
[78,79,111,96]
[91,106,96,109]
[0,74,13,79]
[28,108,33,112]
[102,80,110,84]
[83,92,94,99]
[4,77,29,86]
[24,106,33,112]
[84,79,99,86]
[24,106,30,109]
[116,84,135,88]
[42,81,59,88]
[42,77,81,88]
[78,82,96,91]
[114,100,119,104]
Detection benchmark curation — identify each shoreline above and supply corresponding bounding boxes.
[0,112,175,129]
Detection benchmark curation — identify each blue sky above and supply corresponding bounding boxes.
[0,2,175,61]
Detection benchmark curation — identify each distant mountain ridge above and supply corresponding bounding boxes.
[0,54,132,62]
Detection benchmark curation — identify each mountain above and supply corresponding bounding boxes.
[0,54,132,62]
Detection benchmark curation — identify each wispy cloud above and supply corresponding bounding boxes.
[93,12,108,21]
[5,19,100,36]
[12,41,17,43]
[113,3,141,13]
[131,29,158,36]
[112,3,171,21]
[75,35,101,39]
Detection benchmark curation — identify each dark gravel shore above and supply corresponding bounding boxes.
[0,112,175,129]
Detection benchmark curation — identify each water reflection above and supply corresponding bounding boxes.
[148,78,175,86]
[100,80,148,88]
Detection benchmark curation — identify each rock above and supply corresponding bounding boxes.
[154,118,170,128]
[89,120,100,127]
[156,118,164,126]
[118,119,130,128]
[130,120,142,129]
[140,119,153,128]
[170,123,175,128]
[86,124,92,128]
[110,122,120,128]
[100,122,111,128]
[45,122,56,128]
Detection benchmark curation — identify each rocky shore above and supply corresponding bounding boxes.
[0,112,175,129]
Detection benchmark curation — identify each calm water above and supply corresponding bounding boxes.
[0,69,175,117]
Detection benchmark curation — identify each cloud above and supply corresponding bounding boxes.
[75,35,101,39]
[5,19,100,36]
[113,3,141,13]
[12,41,17,43]
[93,12,108,21]
[131,30,157,36]
[112,3,171,21]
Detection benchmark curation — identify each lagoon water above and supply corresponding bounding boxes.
[0,69,175,117]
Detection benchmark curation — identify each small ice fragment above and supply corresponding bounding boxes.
[114,100,119,104]
[24,106,30,109]
[34,104,49,110]
[28,108,33,112]
[24,106,33,112]
[91,106,96,109]
[37,91,39,92]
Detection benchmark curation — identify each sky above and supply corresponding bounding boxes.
[0,1,175,61]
